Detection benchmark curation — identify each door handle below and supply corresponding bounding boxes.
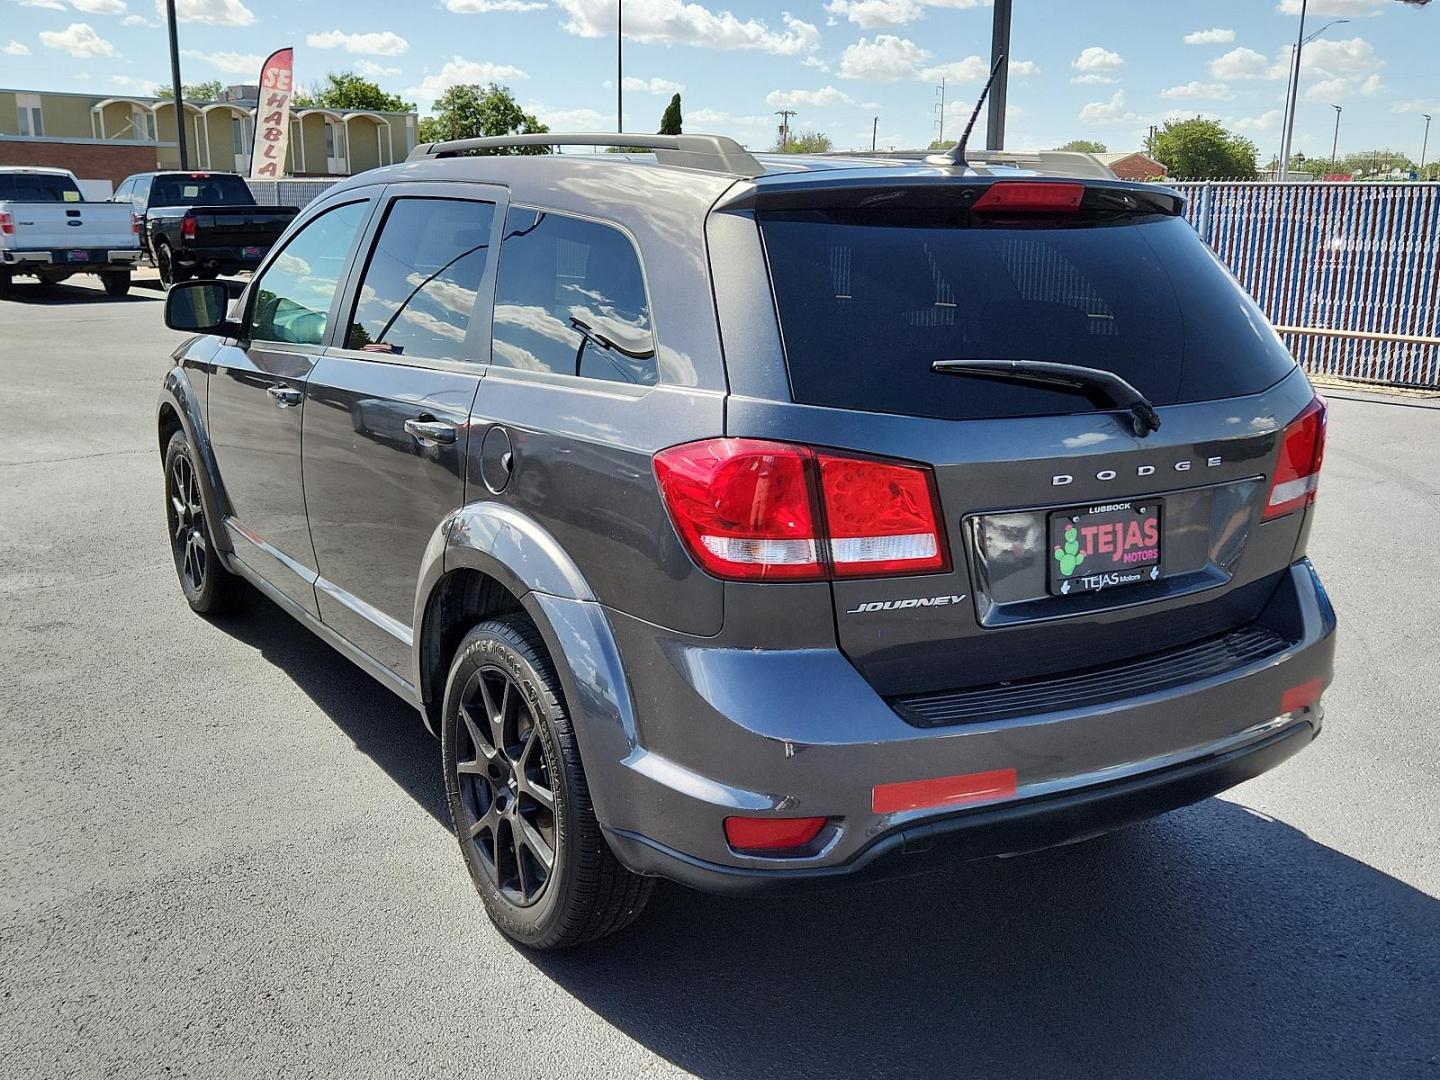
[267,385,303,408]
[404,417,458,444]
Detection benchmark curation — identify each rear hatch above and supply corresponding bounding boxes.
[737,176,1321,699]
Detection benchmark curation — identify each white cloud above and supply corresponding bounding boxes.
[1072,46,1125,73]
[555,1,819,55]
[1161,81,1234,101]
[181,48,263,75]
[70,0,128,13]
[1209,46,1275,80]
[1070,73,1116,86]
[445,0,547,9]
[1302,37,1383,78]
[766,85,854,108]
[156,0,254,26]
[824,0,924,27]
[801,56,830,72]
[621,76,684,94]
[410,57,529,102]
[1390,98,1440,114]
[527,103,610,130]
[1231,109,1284,133]
[1184,27,1235,45]
[687,107,772,128]
[122,13,155,25]
[356,59,403,78]
[18,0,65,7]
[1079,90,1138,125]
[110,73,155,91]
[39,22,117,58]
[2,39,30,54]
[839,34,1032,84]
[1276,0,1386,15]
[306,30,410,56]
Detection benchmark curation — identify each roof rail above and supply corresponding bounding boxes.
[406,132,764,177]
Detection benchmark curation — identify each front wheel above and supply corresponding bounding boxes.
[163,431,249,614]
[100,270,131,297]
[442,615,653,949]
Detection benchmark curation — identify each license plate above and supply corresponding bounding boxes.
[1048,500,1162,596]
[67,249,89,262]
[242,246,262,258]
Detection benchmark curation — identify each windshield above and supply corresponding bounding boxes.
[0,173,83,203]
[759,209,1296,421]
[150,174,255,208]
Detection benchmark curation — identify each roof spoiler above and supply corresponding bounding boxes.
[406,132,764,178]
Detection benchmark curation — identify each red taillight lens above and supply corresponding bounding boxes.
[1281,677,1324,715]
[972,181,1085,214]
[724,815,827,853]
[817,452,948,577]
[653,439,822,581]
[654,439,949,582]
[181,214,197,241]
[0,211,13,236]
[130,211,140,236]
[1263,398,1327,520]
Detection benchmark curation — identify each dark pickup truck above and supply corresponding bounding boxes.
[113,171,298,286]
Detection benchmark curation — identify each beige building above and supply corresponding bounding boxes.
[0,85,417,187]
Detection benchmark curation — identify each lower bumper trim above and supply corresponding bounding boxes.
[604,720,1317,896]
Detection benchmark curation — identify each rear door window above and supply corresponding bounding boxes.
[491,208,657,386]
[345,196,495,362]
[150,174,254,207]
[759,208,1296,420]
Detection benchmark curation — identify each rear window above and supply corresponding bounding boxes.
[0,173,82,203]
[149,174,254,207]
[759,208,1296,420]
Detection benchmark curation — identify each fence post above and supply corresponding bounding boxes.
[1196,183,1215,245]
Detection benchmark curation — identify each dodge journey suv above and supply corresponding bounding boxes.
[159,133,1335,948]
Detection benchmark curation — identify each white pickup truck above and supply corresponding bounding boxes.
[0,166,143,297]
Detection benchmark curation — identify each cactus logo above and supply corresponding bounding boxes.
[1053,521,1086,577]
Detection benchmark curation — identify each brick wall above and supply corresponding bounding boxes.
[0,141,159,186]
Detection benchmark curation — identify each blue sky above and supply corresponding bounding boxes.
[3,0,1437,162]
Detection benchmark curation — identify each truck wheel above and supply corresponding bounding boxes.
[442,615,654,949]
[156,242,188,288]
[100,270,132,298]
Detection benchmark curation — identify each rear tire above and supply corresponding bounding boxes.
[156,241,188,289]
[100,270,131,297]
[163,431,249,615]
[442,615,653,949]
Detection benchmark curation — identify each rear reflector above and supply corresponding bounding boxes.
[654,438,948,582]
[1281,678,1324,715]
[872,768,1018,815]
[1263,397,1327,520]
[972,181,1085,214]
[724,816,827,853]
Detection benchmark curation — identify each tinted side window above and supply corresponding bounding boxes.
[345,197,495,361]
[491,208,656,386]
[248,201,368,347]
[112,179,134,203]
[133,176,152,208]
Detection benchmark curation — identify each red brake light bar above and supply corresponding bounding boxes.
[972,181,1085,214]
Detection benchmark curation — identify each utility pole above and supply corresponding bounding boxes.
[165,0,188,169]
[871,115,878,152]
[775,108,796,149]
[1422,114,1432,173]
[985,0,1012,150]
[934,77,946,147]
[1277,0,1307,182]
[616,0,623,133]
[1330,104,1342,173]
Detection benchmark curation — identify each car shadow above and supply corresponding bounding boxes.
[0,279,161,304]
[214,598,1439,1080]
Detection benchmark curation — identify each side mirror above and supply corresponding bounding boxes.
[165,280,233,334]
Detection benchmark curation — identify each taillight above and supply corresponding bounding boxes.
[972,181,1085,214]
[653,438,948,582]
[181,214,197,241]
[0,211,13,236]
[1263,398,1327,520]
[724,816,827,853]
[130,211,140,236]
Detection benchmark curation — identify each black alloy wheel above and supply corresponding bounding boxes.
[454,663,559,907]
[167,449,208,596]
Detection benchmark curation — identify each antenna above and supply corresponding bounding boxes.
[929,55,1004,168]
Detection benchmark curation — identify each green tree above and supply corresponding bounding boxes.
[927,138,956,151]
[1056,139,1107,153]
[420,83,549,152]
[777,130,832,154]
[1151,117,1258,180]
[659,93,682,135]
[155,80,224,102]
[294,71,413,113]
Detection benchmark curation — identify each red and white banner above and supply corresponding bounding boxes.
[249,47,294,180]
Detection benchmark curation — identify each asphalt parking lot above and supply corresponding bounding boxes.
[1,273,1437,1080]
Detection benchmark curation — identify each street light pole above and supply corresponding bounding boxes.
[616,0,623,133]
[165,0,188,169]
[871,116,878,152]
[985,0,1012,150]
[1423,114,1433,173]
[1330,104,1342,173]
[1277,0,1308,182]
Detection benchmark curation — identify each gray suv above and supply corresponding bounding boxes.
[159,133,1336,949]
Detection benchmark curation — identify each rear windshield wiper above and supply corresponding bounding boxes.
[931,358,1161,437]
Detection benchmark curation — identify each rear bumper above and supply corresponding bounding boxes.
[604,719,1316,895]
[1,249,142,270]
[173,245,264,270]
[572,559,1336,891]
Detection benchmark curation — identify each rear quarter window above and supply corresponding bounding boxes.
[759,210,1296,420]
